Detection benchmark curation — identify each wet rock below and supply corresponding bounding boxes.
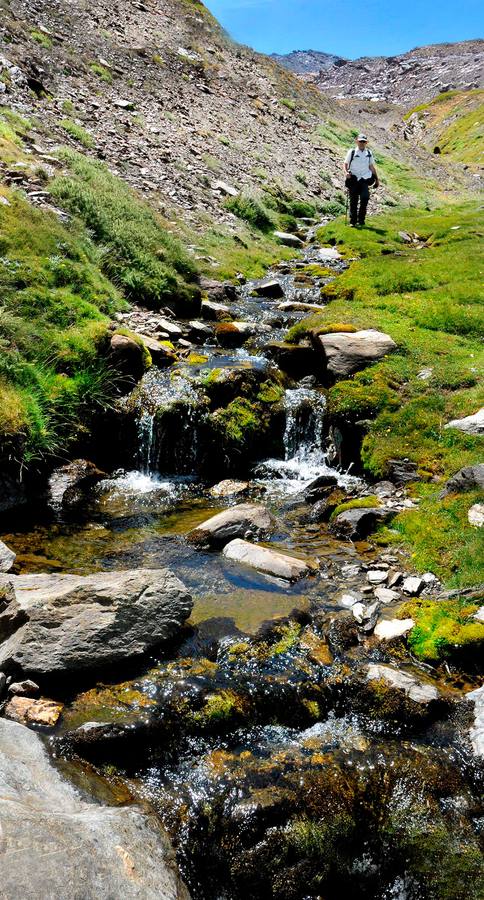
[299,629,333,665]
[223,539,313,581]
[310,329,397,379]
[402,576,424,596]
[445,407,484,436]
[330,507,392,540]
[336,591,363,609]
[0,718,188,898]
[352,600,380,631]
[374,618,415,640]
[467,683,484,757]
[273,230,305,248]
[0,569,192,679]
[209,479,249,498]
[201,299,232,321]
[50,459,107,511]
[265,341,321,379]
[188,319,213,343]
[373,480,397,498]
[0,539,15,573]
[387,571,403,588]
[109,332,148,382]
[8,679,40,697]
[367,570,388,585]
[278,300,322,312]
[366,664,440,704]
[0,671,6,697]
[253,279,285,298]
[374,587,400,603]
[187,504,274,549]
[5,696,64,728]
[304,473,338,503]
[328,614,358,655]
[135,333,178,366]
[215,321,256,348]
[440,463,484,497]
[199,278,237,304]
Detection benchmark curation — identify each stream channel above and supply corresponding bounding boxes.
[1,237,482,899]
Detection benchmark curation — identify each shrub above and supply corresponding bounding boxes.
[224,193,274,232]
[60,119,95,148]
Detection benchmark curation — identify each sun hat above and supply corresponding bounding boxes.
[357,133,368,141]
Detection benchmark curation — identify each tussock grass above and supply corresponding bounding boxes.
[51,150,199,309]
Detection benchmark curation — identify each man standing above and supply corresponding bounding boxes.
[344,134,379,226]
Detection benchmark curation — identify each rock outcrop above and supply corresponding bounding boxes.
[0,718,189,899]
[0,539,16,573]
[0,569,192,678]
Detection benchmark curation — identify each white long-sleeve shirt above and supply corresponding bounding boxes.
[345,147,373,180]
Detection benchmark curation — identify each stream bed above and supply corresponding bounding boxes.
[1,240,482,899]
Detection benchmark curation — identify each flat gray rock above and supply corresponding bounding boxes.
[366,664,439,704]
[445,408,484,436]
[223,538,312,581]
[312,329,397,378]
[0,718,189,899]
[0,569,192,678]
[187,504,274,548]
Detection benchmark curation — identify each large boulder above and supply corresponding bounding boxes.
[187,504,274,549]
[0,569,192,679]
[310,329,397,378]
[0,718,189,899]
[445,408,484,436]
[265,341,321,379]
[109,332,148,382]
[365,664,440,705]
[440,463,484,497]
[222,538,313,581]
[0,539,15,573]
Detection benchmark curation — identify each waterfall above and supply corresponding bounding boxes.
[282,387,327,465]
[138,411,156,474]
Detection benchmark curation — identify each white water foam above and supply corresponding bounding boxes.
[256,387,361,495]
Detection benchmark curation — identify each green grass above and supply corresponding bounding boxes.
[30,30,52,48]
[89,63,113,84]
[404,90,484,166]
[60,119,95,149]
[51,150,200,309]
[288,200,483,586]
[0,182,125,467]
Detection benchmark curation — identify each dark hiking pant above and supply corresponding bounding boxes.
[348,178,370,224]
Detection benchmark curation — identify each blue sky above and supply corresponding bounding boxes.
[204,0,483,58]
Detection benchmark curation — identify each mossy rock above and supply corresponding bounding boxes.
[401,596,484,668]
[330,495,380,521]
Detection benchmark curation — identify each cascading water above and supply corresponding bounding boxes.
[256,386,360,495]
[138,410,156,475]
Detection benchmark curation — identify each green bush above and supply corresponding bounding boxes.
[224,193,274,231]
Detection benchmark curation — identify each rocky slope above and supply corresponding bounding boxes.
[282,39,484,105]
[270,49,345,74]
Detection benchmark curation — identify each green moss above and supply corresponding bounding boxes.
[401,596,484,662]
[257,380,284,404]
[286,318,357,344]
[193,689,245,726]
[298,264,332,278]
[330,495,380,520]
[0,185,125,467]
[270,621,302,655]
[212,398,260,445]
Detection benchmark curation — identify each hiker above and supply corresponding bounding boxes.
[344,134,379,226]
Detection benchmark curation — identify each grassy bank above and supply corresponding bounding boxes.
[287,200,483,587]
